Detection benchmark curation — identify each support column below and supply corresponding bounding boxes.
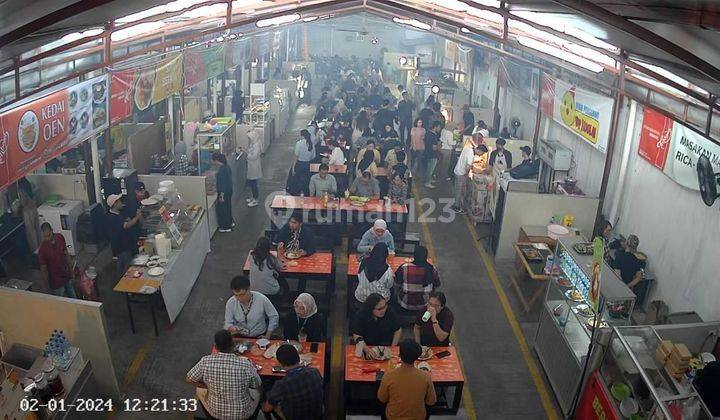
[91,134,102,204]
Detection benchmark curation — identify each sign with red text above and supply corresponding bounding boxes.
[0,75,108,191]
[109,68,137,124]
[540,74,614,153]
[638,107,720,191]
[577,372,619,420]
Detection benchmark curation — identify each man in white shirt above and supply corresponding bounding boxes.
[451,144,488,214]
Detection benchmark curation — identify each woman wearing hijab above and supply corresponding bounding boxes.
[355,149,378,179]
[394,246,441,312]
[354,243,394,304]
[282,293,324,342]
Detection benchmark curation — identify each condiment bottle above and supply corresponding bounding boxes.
[43,360,64,397]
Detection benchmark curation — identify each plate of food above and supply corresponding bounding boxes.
[572,304,594,317]
[263,343,280,359]
[418,346,433,361]
[284,251,302,260]
[148,267,165,277]
[131,254,150,266]
[585,317,609,331]
[573,242,594,255]
[141,198,159,206]
[92,81,106,103]
[565,289,584,302]
[557,278,572,287]
[134,69,155,111]
[146,260,159,268]
[368,346,392,361]
[522,248,543,261]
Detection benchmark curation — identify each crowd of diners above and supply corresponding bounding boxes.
[185,56,458,420]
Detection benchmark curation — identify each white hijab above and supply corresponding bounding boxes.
[295,293,318,319]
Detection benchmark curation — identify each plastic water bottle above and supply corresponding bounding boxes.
[544,255,554,273]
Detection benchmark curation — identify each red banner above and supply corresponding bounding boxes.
[109,69,137,125]
[638,107,673,170]
[183,49,207,88]
[540,75,555,117]
[0,75,108,191]
[577,372,620,420]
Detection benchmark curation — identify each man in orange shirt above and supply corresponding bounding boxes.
[377,340,437,419]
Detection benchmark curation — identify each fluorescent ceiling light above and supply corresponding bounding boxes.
[61,28,103,43]
[256,13,300,27]
[429,0,468,12]
[392,17,432,31]
[302,16,318,22]
[468,0,501,8]
[510,10,618,53]
[461,27,471,33]
[177,3,227,19]
[565,43,616,67]
[517,36,604,73]
[112,21,166,41]
[635,62,709,96]
[466,8,503,24]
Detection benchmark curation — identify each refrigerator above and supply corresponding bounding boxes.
[37,200,84,255]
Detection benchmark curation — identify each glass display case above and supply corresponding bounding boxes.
[598,326,714,419]
[535,235,636,414]
[195,120,237,175]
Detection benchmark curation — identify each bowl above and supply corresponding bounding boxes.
[256,338,270,348]
[611,382,631,401]
[619,397,639,418]
[547,224,570,240]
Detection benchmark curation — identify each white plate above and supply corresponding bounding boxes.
[141,198,159,206]
[256,338,270,347]
[138,285,156,294]
[147,260,159,267]
[263,343,279,359]
[148,267,165,276]
[157,258,168,265]
[131,255,150,266]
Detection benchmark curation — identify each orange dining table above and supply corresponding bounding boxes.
[343,345,465,415]
[269,195,409,229]
[243,250,335,299]
[310,163,347,174]
[212,339,326,380]
[114,265,164,336]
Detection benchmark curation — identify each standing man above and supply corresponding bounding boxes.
[461,104,475,136]
[106,194,142,272]
[186,330,261,419]
[397,91,415,147]
[262,344,324,419]
[38,223,76,298]
[224,276,279,338]
[423,121,442,189]
[374,100,396,134]
[451,144,488,214]
[377,339,437,419]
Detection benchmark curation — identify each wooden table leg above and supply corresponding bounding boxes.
[126,294,136,334]
[527,281,549,310]
[508,271,531,313]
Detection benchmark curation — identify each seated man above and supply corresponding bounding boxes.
[263,344,324,420]
[309,163,338,197]
[276,212,317,257]
[357,219,395,255]
[349,171,380,199]
[186,330,261,419]
[224,276,279,338]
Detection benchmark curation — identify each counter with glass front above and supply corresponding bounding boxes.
[534,235,636,414]
[597,324,717,419]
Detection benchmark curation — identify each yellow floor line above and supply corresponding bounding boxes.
[412,186,478,420]
[123,341,151,388]
[462,216,560,420]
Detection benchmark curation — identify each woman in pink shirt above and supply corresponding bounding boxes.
[410,118,426,173]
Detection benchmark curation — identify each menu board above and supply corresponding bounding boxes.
[0,75,108,191]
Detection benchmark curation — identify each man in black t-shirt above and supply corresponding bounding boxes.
[461,104,475,136]
[610,235,646,289]
[106,194,142,271]
[423,121,442,188]
[397,91,416,146]
[373,100,397,133]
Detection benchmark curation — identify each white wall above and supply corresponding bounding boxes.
[500,88,537,140]
[603,102,720,321]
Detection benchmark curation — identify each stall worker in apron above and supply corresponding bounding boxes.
[489,137,512,173]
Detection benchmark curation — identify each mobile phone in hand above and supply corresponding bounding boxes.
[435,350,451,359]
[375,370,385,381]
[272,366,286,373]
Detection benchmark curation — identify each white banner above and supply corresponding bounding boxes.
[664,123,720,191]
[540,75,614,153]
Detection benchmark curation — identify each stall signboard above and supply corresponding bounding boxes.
[109,68,137,125]
[152,54,183,105]
[0,75,109,191]
[184,44,228,89]
[638,107,720,191]
[540,74,614,153]
[576,372,619,420]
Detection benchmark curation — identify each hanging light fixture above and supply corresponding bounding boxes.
[431,85,440,94]
[399,56,408,66]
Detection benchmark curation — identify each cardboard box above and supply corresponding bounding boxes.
[674,343,692,361]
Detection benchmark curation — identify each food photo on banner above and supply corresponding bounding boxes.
[540,74,614,153]
[638,107,720,191]
[0,75,109,190]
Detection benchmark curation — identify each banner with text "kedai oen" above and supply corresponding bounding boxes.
[0,75,109,191]
[540,74,615,154]
[638,107,720,191]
